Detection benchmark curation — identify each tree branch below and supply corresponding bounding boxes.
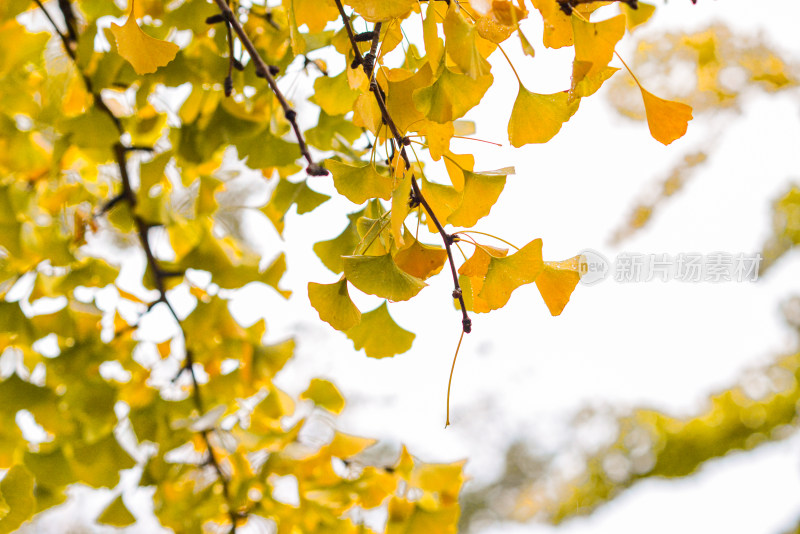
[334,2,472,334]
[211,0,327,177]
[36,3,242,530]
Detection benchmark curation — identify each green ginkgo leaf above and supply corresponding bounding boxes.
[343,253,426,301]
[97,495,136,527]
[326,159,392,204]
[508,85,580,147]
[308,278,361,331]
[345,301,415,358]
[314,208,366,273]
[0,465,35,533]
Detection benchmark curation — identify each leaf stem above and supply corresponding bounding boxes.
[445,329,466,427]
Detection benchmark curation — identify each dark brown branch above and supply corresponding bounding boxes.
[211,0,326,177]
[335,2,472,334]
[333,0,364,68]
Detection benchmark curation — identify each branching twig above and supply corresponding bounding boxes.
[36,3,241,530]
[211,0,327,176]
[334,1,472,334]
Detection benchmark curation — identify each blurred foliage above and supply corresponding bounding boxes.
[460,22,800,533]
[608,24,799,244]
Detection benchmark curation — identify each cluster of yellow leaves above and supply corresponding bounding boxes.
[0,0,713,530]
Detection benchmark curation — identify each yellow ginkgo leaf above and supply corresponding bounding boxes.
[447,170,508,227]
[394,231,447,280]
[443,3,491,79]
[383,64,434,134]
[572,14,626,80]
[478,238,544,310]
[110,1,178,75]
[508,84,580,147]
[571,63,619,100]
[420,177,461,234]
[328,431,376,458]
[623,2,656,31]
[293,0,339,33]
[300,378,345,414]
[308,279,361,331]
[458,245,508,313]
[535,256,582,316]
[640,87,693,145]
[413,66,493,124]
[344,0,415,22]
[443,151,474,191]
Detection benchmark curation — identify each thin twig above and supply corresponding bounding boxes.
[335,2,472,334]
[211,0,326,176]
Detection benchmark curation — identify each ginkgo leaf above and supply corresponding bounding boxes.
[352,94,384,135]
[110,1,179,75]
[458,244,508,313]
[311,70,360,116]
[640,87,693,145]
[301,378,345,414]
[535,256,582,316]
[343,253,426,301]
[97,495,136,527]
[530,0,606,49]
[508,85,580,147]
[329,431,376,458]
[394,232,448,280]
[572,14,626,80]
[413,66,493,124]
[443,151,474,191]
[571,64,620,99]
[345,301,415,358]
[422,120,454,161]
[293,0,339,33]
[308,279,361,331]
[326,159,392,204]
[384,64,434,134]
[448,170,508,227]
[315,208,366,273]
[623,2,656,31]
[423,0,444,70]
[420,177,461,234]
[344,0,415,22]
[530,0,574,49]
[443,3,491,79]
[0,465,35,533]
[478,238,544,310]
